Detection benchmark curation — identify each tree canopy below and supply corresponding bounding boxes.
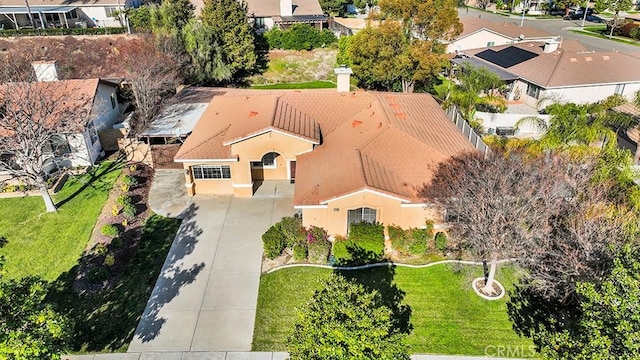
[287,273,410,359]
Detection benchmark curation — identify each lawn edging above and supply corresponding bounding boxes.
[265,258,516,274]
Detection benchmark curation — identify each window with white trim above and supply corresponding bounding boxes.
[192,165,231,179]
[347,207,377,225]
[251,152,278,169]
[487,41,495,47]
[615,84,625,95]
[526,83,541,99]
[105,6,118,17]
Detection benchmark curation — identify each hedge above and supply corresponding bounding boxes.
[264,24,337,50]
[0,27,126,37]
[333,222,385,265]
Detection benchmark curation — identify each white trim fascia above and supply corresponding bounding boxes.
[543,80,640,91]
[223,128,320,146]
[320,189,410,205]
[174,158,238,163]
[232,182,253,188]
[400,203,427,208]
[294,204,329,209]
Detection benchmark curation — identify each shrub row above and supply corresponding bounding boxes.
[388,222,448,256]
[262,217,332,263]
[333,222,385,265]
[264,24,337,50]
[0,27,126,37]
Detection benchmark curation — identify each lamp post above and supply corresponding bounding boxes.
[581,0,589,27]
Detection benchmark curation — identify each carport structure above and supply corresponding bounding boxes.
[0,5,76,29]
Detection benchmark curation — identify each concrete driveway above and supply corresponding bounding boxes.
[129,181,294,352]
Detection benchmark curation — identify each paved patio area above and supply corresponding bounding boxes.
[128,181,294,352]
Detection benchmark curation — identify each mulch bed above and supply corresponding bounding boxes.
[474,279,504,297]
[73,163,154,293]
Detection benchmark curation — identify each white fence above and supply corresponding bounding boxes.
[447,107,491,156]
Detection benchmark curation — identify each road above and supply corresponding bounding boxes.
[460,7,640,53]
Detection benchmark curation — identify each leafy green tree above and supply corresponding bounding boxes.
[319,0,350,16]
[603,0,634,37]
[288,273,410,359]
[187,0,257,84]
[379,0,463,41]
[0,238,71,359]
[126,6,152,31]
[150,0,195,35]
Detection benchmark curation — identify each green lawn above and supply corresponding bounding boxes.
[48,214,182,353]
[253,264,533,356]
[570,27,640,46]
[0,162,121,280]
[251,81,337,90]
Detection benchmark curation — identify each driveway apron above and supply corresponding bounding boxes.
[129,181,294,352]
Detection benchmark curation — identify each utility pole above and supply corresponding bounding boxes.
[520,0,527,26]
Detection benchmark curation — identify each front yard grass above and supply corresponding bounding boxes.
[252,264,533,356]
[0,162,121,280]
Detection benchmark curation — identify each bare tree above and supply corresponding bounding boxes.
[119,35,182,133]
[0,79,89,212]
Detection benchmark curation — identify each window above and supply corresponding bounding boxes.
[110,93,117,109]
[526,83,541,99]
[347,207,377,225]
[86,121,98,145]
[43,134,71,156]
[254,17,266,29]
[105,6,118,17]
[192,165,231,180]
[251,152,278,169]
[615,84,625,95]
[487,41,495,47]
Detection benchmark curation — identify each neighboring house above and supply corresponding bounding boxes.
[245,0,326,32]
[1,62,122,172]
[447,17,558,53]
[174,70,474,236]
[0,0,140,29]
[328,17,380,37]
[455,40,640,109]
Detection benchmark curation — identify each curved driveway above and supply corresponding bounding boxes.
[129,179,294,352]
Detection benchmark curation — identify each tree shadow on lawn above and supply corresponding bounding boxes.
[46,203,204,352]
[55,159,125,209]
[336,261,413,336]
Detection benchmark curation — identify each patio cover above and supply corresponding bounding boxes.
[452,57,520,82]
[0,5,77,15]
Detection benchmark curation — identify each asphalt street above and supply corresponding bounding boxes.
[460,7,640,53]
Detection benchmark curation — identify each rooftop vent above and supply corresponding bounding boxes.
[543,40,559,53]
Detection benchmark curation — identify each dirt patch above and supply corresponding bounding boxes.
[249,48,338,85]
[73,163,154,293]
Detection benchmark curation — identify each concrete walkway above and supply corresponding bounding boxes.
[128,181,294,352]
[148,170,193,219]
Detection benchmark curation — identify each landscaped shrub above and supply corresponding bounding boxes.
[111,237,123,248]
[122,175,138,187]
[263,225,287,259]
[103,253,116,267]
[307,226,331,264]
[87,266,110,283]
[293,241,308,261]
[435,232,448,253]
[278,216,304,248]
[264,24,337,50]
[332,237,350,263]
[388,225,431,256]
[409,228,429,254]
[101,224,119,237]
[348,222,385,258]
[94,243,108,256]
[116,195,132,208]
[123,204,137,219]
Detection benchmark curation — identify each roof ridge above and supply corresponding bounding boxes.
[177,125,230,158]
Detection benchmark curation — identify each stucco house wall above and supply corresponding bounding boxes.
[447,31,513,53]
[182,161,235,196]
[542,82,640,106]
[78,5,123,27]
[299,190,439,236]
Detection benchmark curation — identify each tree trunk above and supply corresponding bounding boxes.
[609,12,618,38]
[482,257,498,294]
[39,184,57,213]
[402,79,415,93]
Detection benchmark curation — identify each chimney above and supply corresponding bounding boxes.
[32,60,58,82]
[334,66,352,93]
[280,0,293,17]
[543,40,559,53]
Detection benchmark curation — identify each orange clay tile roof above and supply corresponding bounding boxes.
[464,41,640,88]
[0,79,100,137]
[458,16,555,40]
[175,89,474,204]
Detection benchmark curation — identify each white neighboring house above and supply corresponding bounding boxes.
[0,0,141,29]
[458,40,640,109]
[447,16,559,53]
[31,62,123,171]
[245,0,326,32]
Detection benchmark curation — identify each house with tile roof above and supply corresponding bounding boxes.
[174,74,474,236]
[456,40,640,109]
[1,63,123,171]
[447,17,559,53]
[0,0,137,29]
[244,0,326,32]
